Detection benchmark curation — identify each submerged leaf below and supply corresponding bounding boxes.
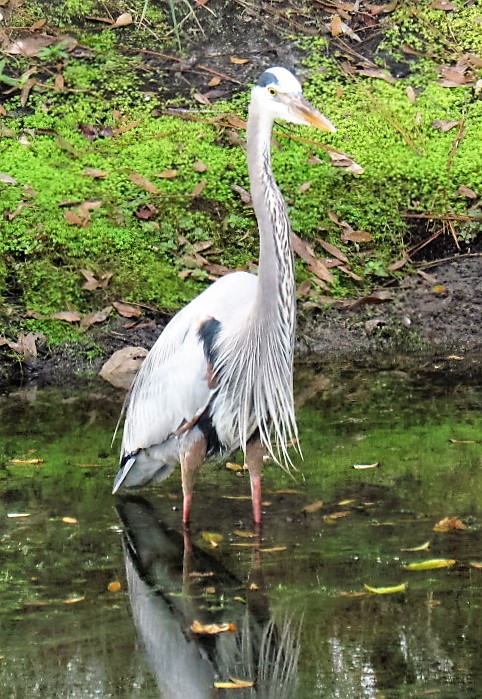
[201,531,224,546]
[403,559,456,571]
[364,582,407,595]
[301,500,324,514]
[401,541,431,552]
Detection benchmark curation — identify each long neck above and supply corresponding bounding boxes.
[246,106,296,338]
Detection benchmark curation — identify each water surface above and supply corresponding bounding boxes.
[1,359,481,698]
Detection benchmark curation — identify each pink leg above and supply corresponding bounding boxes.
[180,437,206,526]
[246,439,264,527]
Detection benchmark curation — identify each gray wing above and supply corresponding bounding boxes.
[115,271,258,490]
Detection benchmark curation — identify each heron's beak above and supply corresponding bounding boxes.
[291,96,336,133]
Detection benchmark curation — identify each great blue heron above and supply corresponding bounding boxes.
[113,66,336,525]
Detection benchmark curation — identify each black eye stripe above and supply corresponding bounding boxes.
[256,71,279,88]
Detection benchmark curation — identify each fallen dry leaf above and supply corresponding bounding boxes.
[50,311,81,323]
[432,119,460,132]
[301,500,324,514]
[10,458,44,465]
[193,161,208,173]
[214,679,254,689]
[404,559,456,571]
[113,301,141,318]
[80,306,113,330]
[7,512,31,518]
[364,582,407,595]
[433,516,466,532]
[324,510,351,522]
[191,180,207,198]
[99,346,148,389]
[107,581,121,592]
[79,269,113,291]
[352,462,379,469]
[83,167,108,179]
[260,546,287,553]
[232,530,255,538]
[191,620,236,634]
[229,57,249,64]
[0,173,18,185]
[129,172,161,194]
[291,232,334,284]
[456,185,477,198]
[63,596,85,604]
[112,12,133,27]
[401,541,431,552]
[358,68,396,84]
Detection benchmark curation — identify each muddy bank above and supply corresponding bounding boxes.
[1,254,477,391]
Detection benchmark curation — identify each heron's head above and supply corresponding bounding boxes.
[251,66,336,133]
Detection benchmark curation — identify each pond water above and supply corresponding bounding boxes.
[0,358,481,698]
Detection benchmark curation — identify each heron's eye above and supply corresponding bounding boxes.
[267,86,277,96]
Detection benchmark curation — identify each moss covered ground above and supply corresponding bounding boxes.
[0,0,481,351]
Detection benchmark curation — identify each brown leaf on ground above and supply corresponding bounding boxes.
[193,161,208,173]
[430,1,459,9]
[357,68,396,84]
[456,185,478,198]
[129,172,161,194]
[231,184,252,205]
[83,167,108,179]
[80,306,113,330]
[191,180,207,198]
[155,169,177,179]
[4,34,77,57]
[318,238,349,264]
[50,311,82,323]
[341,228,373,243]
[100,346,148,389]
[0,173,18,185]
[327,149,365,174]
[113,301,141,318]
[79,124,115,140]
[79,268,113,290]
[4,332,43,364]
[230,57,249,64]
[112,12,133,27]
[433,516,466,532]
[291,233,334,284]
[134,203,158,219]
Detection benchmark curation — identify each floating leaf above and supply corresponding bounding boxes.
[7,512,31,518]
[191,620,235,634]
[214,678,254,689]
[201,531,224,547]
[401,541,431,552]
[338,499,356,506]
[433,516,466,532]
[404,559,456,571]
[232,530,255,538]
[63,596,85,604]
[10,458,44,465]
[107,581,121,592]
[260,547,287,553]
[301,500,324,514]
[364,582,407,595]
[469,562,482,570]
[225,462,244,472]
[353,462,379,470]
[62,516,78,525]
[324,510,351,522]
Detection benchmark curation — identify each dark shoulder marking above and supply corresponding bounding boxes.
[198,317,221,364]
[256,70,279,88]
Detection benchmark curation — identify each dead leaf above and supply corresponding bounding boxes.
[318,238,349,264]
[64,210,83,226]
[113,301,141,318]
[433,516,466,532]
[193,161,208,173]
[357,68,396,84]
[10,458,44,465]
[63,596,85,604]
[155,169,177,179]
[406,85,417,103]
[327,149,365,174]
[5,34,77,58]
[7,512,31,518]
[0,173,18,185]
[324,510,351,522]
[214,679,254,689]
[193,92,211,106]
[129,172,161,194]
[291,233,334,284]
[429,1,458,9]
[201,531,223,547]
[299,181,312,193]
[432,119,460,132]
[6,333,42,364]
[107,581,121,592]
[232,530,255,538]
[401,541,431,552]
[50,311,81,323]
[330,14,343,36]
[352,462,379,469]
[456,185,477,198]
[114,120,141,135]
[301,500,324,514]
[62,516,78,525]
[79,268,113,290]
[364,582,407,594]
[341,228,373,243]
[112,12,133,27]
[134,203,158,219]
[225,462,244,472]
[191,180,207,198]
[80,306,113,330]
[260,547,287,553]
[83,167,108,179]
[208,76,221,87]
[231,184,252,205]
[191,620,236,634]
[99,346,148,389]
[404,559,456,571]
[469,562,482,569]
[230,57,249,64]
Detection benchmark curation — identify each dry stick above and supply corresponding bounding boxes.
[416,252,482,270]
[135,48,243,85]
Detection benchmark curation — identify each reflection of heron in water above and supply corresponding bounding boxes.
[116,496,300,698]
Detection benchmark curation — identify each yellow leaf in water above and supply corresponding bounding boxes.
[301,500,324,514]
[338,499,356,506]
[249,583,259,591]
[201,531,223,546]
[231,542,256,547]
[267,488,303,495]
[260,547,287,553]
[324,510,351,523]
[401,541,431,552]
[469,561,482,569]
[205,586,216,595]
[214,678,254,689]
[7,512,31,518]
[107,581,121,592]
[222,495,251,501]
[62,516,78,525]
[10,458,44,465]
[232,529,255,538]
[352,462,379,470]
[191,620,235,634]
[364,582,407,595]
[433,517,466,532]
[225,462,243,472]
[403,559,456,571]
[63,596,85,604]
[233,596,246,603]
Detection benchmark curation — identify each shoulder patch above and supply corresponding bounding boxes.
[198,316,221,364]
[256,70,279,88]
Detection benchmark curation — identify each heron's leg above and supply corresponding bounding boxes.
[246,439,264,526]
[180,436,206,525]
